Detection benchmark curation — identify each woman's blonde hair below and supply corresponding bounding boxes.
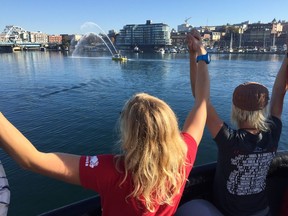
[116,93,187,212]
[231,104,270,132]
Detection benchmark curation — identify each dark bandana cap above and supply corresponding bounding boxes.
[232,82,269,111]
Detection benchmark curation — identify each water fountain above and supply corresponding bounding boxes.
[71,22,118,57]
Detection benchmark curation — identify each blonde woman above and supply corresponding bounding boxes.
[0,46,209,215]
[187,29,287,216]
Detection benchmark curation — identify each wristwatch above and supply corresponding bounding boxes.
[196,53,211,64]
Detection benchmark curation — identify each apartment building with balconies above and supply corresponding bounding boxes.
[116,20,171,51]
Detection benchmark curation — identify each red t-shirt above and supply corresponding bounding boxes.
[79,132,197,216]
[280,188,288,216]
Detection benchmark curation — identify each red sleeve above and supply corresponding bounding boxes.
[280,188,288,216]
[181,132,198,165]
[79,154,117,194]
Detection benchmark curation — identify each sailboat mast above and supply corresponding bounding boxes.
[229,32,233,52]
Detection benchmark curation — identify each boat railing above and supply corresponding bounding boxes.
[38,150,288,216]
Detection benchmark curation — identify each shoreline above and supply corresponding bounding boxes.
[208,51,286,55]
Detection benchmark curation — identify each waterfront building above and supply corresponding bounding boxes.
[282,22,288,33]
[70,34,83,47]
[48,35,62,44]
[211,32,221,41]
[274,21,288,49]
[242,20,283,49]
[170,30,188,48]
[0,34,5,42]
[198,26,217,33]
[107,29,118,45]
[60,34,83,50]
[177,17,193,33]
[60,34,70,45]
[73,34,83,42]
[116,20,171,51]
[177,23,193,33]
[30,31,48,44]
[170,20,193,48]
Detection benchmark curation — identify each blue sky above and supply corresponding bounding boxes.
[1,0,287,35]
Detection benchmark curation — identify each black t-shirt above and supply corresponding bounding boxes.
[213,116,282,216]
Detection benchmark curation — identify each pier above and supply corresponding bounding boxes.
[0,42,43,52]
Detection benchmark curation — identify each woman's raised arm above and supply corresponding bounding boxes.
[182,29,210,145]
[0,113,81,185]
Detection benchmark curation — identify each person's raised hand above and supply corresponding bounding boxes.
[186,29,205,55]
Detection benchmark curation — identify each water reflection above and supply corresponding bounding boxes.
[211,53,284,62]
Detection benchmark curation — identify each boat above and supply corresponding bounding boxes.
[12,46,21,52]
[39,150,288,216]
[156,48,165,54]
[133,46,143,53]
[40,47,46,52]
[170,48,177,53]
[112,53,127,61]
[270,46,277,52]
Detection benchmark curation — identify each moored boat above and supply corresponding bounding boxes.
[39,150,288,216]
[155,48,165,54]
[170,48,177,53]
[40,47,46,52]
[133,46,143,53]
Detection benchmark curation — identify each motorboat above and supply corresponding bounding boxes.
[170,48,177,53]
[133,46,143,53]
[39,150,288,216]
[156,48,165,54]
[112,53,127,61]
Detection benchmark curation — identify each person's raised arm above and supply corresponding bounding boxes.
[186,29,223,139]
[182,29,209,145]
[0,112,81,185]
[187,32,198,98]
[270,51,288,119]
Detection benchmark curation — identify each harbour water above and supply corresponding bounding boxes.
[0,51,287,215]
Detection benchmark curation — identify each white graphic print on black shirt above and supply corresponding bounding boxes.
[227,152,275,195]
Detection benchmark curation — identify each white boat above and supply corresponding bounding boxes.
[133,46,143,53]
[156,48,165,54]
[170,48,177,53]
[270,46,277,52]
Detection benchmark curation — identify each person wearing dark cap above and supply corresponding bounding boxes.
[186,29,288,216]
[206,57,287,215]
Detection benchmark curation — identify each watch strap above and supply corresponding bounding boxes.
[196,53,210,64]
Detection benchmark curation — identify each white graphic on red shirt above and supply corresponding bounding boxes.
[85,156,99,168]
